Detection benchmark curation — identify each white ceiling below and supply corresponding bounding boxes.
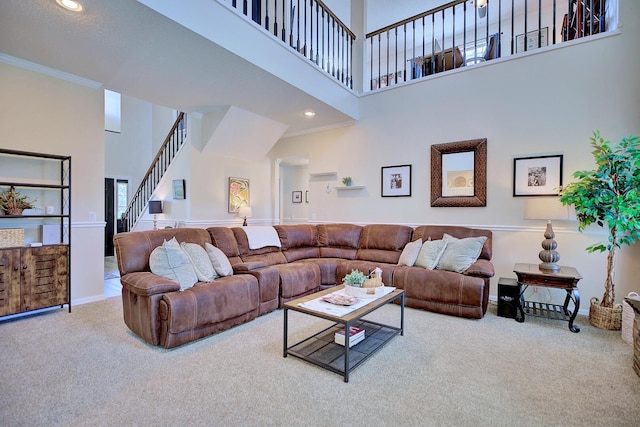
[0,0,357,136]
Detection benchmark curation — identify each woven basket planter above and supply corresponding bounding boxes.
[623,292,640,344]
[3,207,24,215]
[589,297,623,330]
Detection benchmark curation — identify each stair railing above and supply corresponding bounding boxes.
[365,0,609,91]
[122,112,187,232]
[224,0,356,89]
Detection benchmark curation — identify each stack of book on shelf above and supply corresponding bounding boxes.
[334,326,365,347]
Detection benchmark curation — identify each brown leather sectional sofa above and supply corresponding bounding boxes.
[113,223,494,348]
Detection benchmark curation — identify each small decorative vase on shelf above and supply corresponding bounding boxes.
[342,177,352,186]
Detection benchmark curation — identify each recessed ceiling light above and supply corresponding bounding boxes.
[56,0,83,12]
[304,111,316,117]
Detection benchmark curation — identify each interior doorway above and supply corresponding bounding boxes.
[104,178,128,256]
[278,157,309,224]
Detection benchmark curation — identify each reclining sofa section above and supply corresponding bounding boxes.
[113,224,494,348]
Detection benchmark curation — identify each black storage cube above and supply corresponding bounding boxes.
[498,277,521,319]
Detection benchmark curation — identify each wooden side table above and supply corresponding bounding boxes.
[513,263,582,333]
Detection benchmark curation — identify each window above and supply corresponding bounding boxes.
[105,89,121,133]
[116,180,128,219]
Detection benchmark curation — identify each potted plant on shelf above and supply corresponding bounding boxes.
[0,186,36,215]
[342,176,352,186]
[559,131,640,330]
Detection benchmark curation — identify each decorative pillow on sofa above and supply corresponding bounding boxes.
[414,239,447,270]
[181,242,218,282]
[436,234,488,273]
[205,243,234,277]
[397,238,422,266]
[149,237,198,290]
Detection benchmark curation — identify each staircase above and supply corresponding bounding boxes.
[122,112,187,231]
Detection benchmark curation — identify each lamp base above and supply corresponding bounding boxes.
[242,217,247,226]
[539,262,560,273]
[538,221,560,273]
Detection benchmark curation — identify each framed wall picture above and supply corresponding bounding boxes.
[172,179,185,199]
[228,177,250,212]
[516,27,548,53]
[381,164,412,197]
[305,190,309,203]
[292,191,302,203]
[513,154,563,196]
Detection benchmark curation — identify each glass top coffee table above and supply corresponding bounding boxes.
[283,286,404,382]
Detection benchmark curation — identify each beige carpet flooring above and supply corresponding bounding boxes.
[0,297,638,426]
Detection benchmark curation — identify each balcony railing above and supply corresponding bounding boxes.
[366,0,609,91]
[224,0,356,88]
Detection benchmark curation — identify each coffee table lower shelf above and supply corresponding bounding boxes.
[286,319,401,380]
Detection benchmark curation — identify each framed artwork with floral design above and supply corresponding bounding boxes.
[228,177,249,213]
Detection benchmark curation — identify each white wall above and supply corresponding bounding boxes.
[268,0,640,308]
[0,62,105,303]
[280,164,309,223]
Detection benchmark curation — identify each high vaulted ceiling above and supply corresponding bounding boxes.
[0,0,358,137]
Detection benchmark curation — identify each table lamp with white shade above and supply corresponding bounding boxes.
[524,198,574,272]
[238,206,252,226]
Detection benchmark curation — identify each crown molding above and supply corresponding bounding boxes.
[0,53,102,89]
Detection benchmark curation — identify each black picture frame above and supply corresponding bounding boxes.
[381,165,412,197]
[513,154,563,196]
[172,179,186,199]
[292,190,302,203]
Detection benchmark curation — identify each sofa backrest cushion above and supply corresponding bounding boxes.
[114,228,212,276]
[232,227,288,266]
[356,224,413,264]
[206,227,243,265]
[317,223,362,259]
[413,225,492,260]
[274,224,320,262]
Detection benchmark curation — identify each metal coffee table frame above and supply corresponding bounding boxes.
[283,286,404,382]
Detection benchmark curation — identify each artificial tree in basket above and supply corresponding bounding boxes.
[559,131,640,330]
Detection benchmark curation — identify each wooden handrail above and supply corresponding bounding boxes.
[122,112,186,231]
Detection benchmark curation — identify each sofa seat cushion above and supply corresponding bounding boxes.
[300,258,344,285]
[392,266,485,318]
[160,275,259,334]
[273,262,321,301]
[336,260,399,288]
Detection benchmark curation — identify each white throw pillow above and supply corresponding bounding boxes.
[205,243,234,277]
[436,234,488,273]
[414,239,447,270]
[397,239,423,266]
[181,242,218,282]
[149,237,198,290]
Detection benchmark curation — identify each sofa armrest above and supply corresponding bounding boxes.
[233,261,268,272]
[120,272,181,297]
[464,259,495,278]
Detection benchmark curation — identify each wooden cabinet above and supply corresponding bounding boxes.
[0,149,71,318]
[0,245,68,316]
